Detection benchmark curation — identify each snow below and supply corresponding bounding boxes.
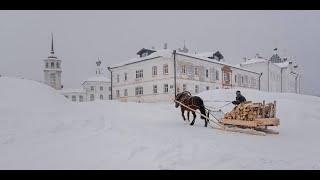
[1,77,320,169]
[110,49,173,68]
[276,61,289,68]
[83,76,111,83]
[240,58,268,65]
[59,88,85,93]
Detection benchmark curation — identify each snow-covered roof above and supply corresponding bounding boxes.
[240,58,268,65]
[83,76,111,83]
[109,48,260,74]
[59,88,85,94]
[275,61,289,68]
[176,52,261,74]
[195,52,215,58]
[110,49,173,68]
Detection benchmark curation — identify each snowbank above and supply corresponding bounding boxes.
[1,77,320,169]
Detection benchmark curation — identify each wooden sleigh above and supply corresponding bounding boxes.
[174,99,280,136]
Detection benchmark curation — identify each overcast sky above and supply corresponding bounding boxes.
[0,10,319,95]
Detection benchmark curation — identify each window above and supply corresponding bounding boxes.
[45,62,48,68]
[124,73,127,81]
[117,74,120,83]
[216,71,219,80]
[124,89,128,96]
[65,95,68,98]
[195,85,199,93]
[183,84,187,91]
[244,75,248,85]
[163,64,168,75]
[152,66,157,76]
[79,95,83,102]
[206,86,210,90]
[153,85,158,94]
[100,86,103,91]
[90,94,94,101]
[72,96,76,102]
[164,84,169,93]
[182,65,186,74]
[56,62,60,68]
[135,87,143,96]
[170,85,173,89]
[90,86,94,91]
[100,94,103,100]
[251,77,256,87]
[50,73,56,85]
[206,69,209,78]
[136,70,143,79]
[194,67,198,76]
[51,62,54,68]
[116,90,120,97]
[241,76,244,84]
[224,73,230,81]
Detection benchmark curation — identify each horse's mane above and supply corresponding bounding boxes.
[176,91,192,101]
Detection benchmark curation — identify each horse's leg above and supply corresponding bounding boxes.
[190,111,196,126]
[181,108,186,121]
[187,111,190,121]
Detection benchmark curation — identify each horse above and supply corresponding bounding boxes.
[175,91,209,127]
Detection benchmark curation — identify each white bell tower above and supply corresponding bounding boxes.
[43,33,62,90]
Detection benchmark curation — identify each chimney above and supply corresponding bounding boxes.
[164,43,168,49]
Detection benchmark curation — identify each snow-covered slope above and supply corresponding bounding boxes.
[1,77,320,169]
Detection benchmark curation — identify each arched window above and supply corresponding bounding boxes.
[51,62,54,68]
[100,94,103,100]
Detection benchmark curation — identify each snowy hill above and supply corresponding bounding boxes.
[1,77,320,169]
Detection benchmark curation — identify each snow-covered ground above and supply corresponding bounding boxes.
[1,77,320,169]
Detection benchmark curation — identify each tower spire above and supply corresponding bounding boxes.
[51,33,54,54]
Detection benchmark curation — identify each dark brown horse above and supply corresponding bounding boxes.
[175,91,209,127]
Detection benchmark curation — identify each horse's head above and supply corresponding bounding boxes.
[175,92,183,108]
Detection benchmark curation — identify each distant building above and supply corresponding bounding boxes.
[60,59,111,102]
[43,34,62,90]
[238,49,301,93]
[107,44,261,103]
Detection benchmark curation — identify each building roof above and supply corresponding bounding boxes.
[240,57,268,65]
[82,76,111,83]
[109,48,260,74]
[176,52,261,74]
[59,88,85,94]
[275,61,289,68]
[109,49,173,69]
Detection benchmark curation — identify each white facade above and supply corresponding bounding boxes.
[239,52,301,93]
[60,61,111,102]
[43,35,62,90]
[109,48,261,103]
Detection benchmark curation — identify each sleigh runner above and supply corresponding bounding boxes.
[174,98,280,136]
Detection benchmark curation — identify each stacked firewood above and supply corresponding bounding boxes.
[224,100,276,121]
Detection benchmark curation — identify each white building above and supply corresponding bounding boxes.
[239,49,301,93]
[108,45,261,103]
[60,60,112,102]
[43,34,62,90]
